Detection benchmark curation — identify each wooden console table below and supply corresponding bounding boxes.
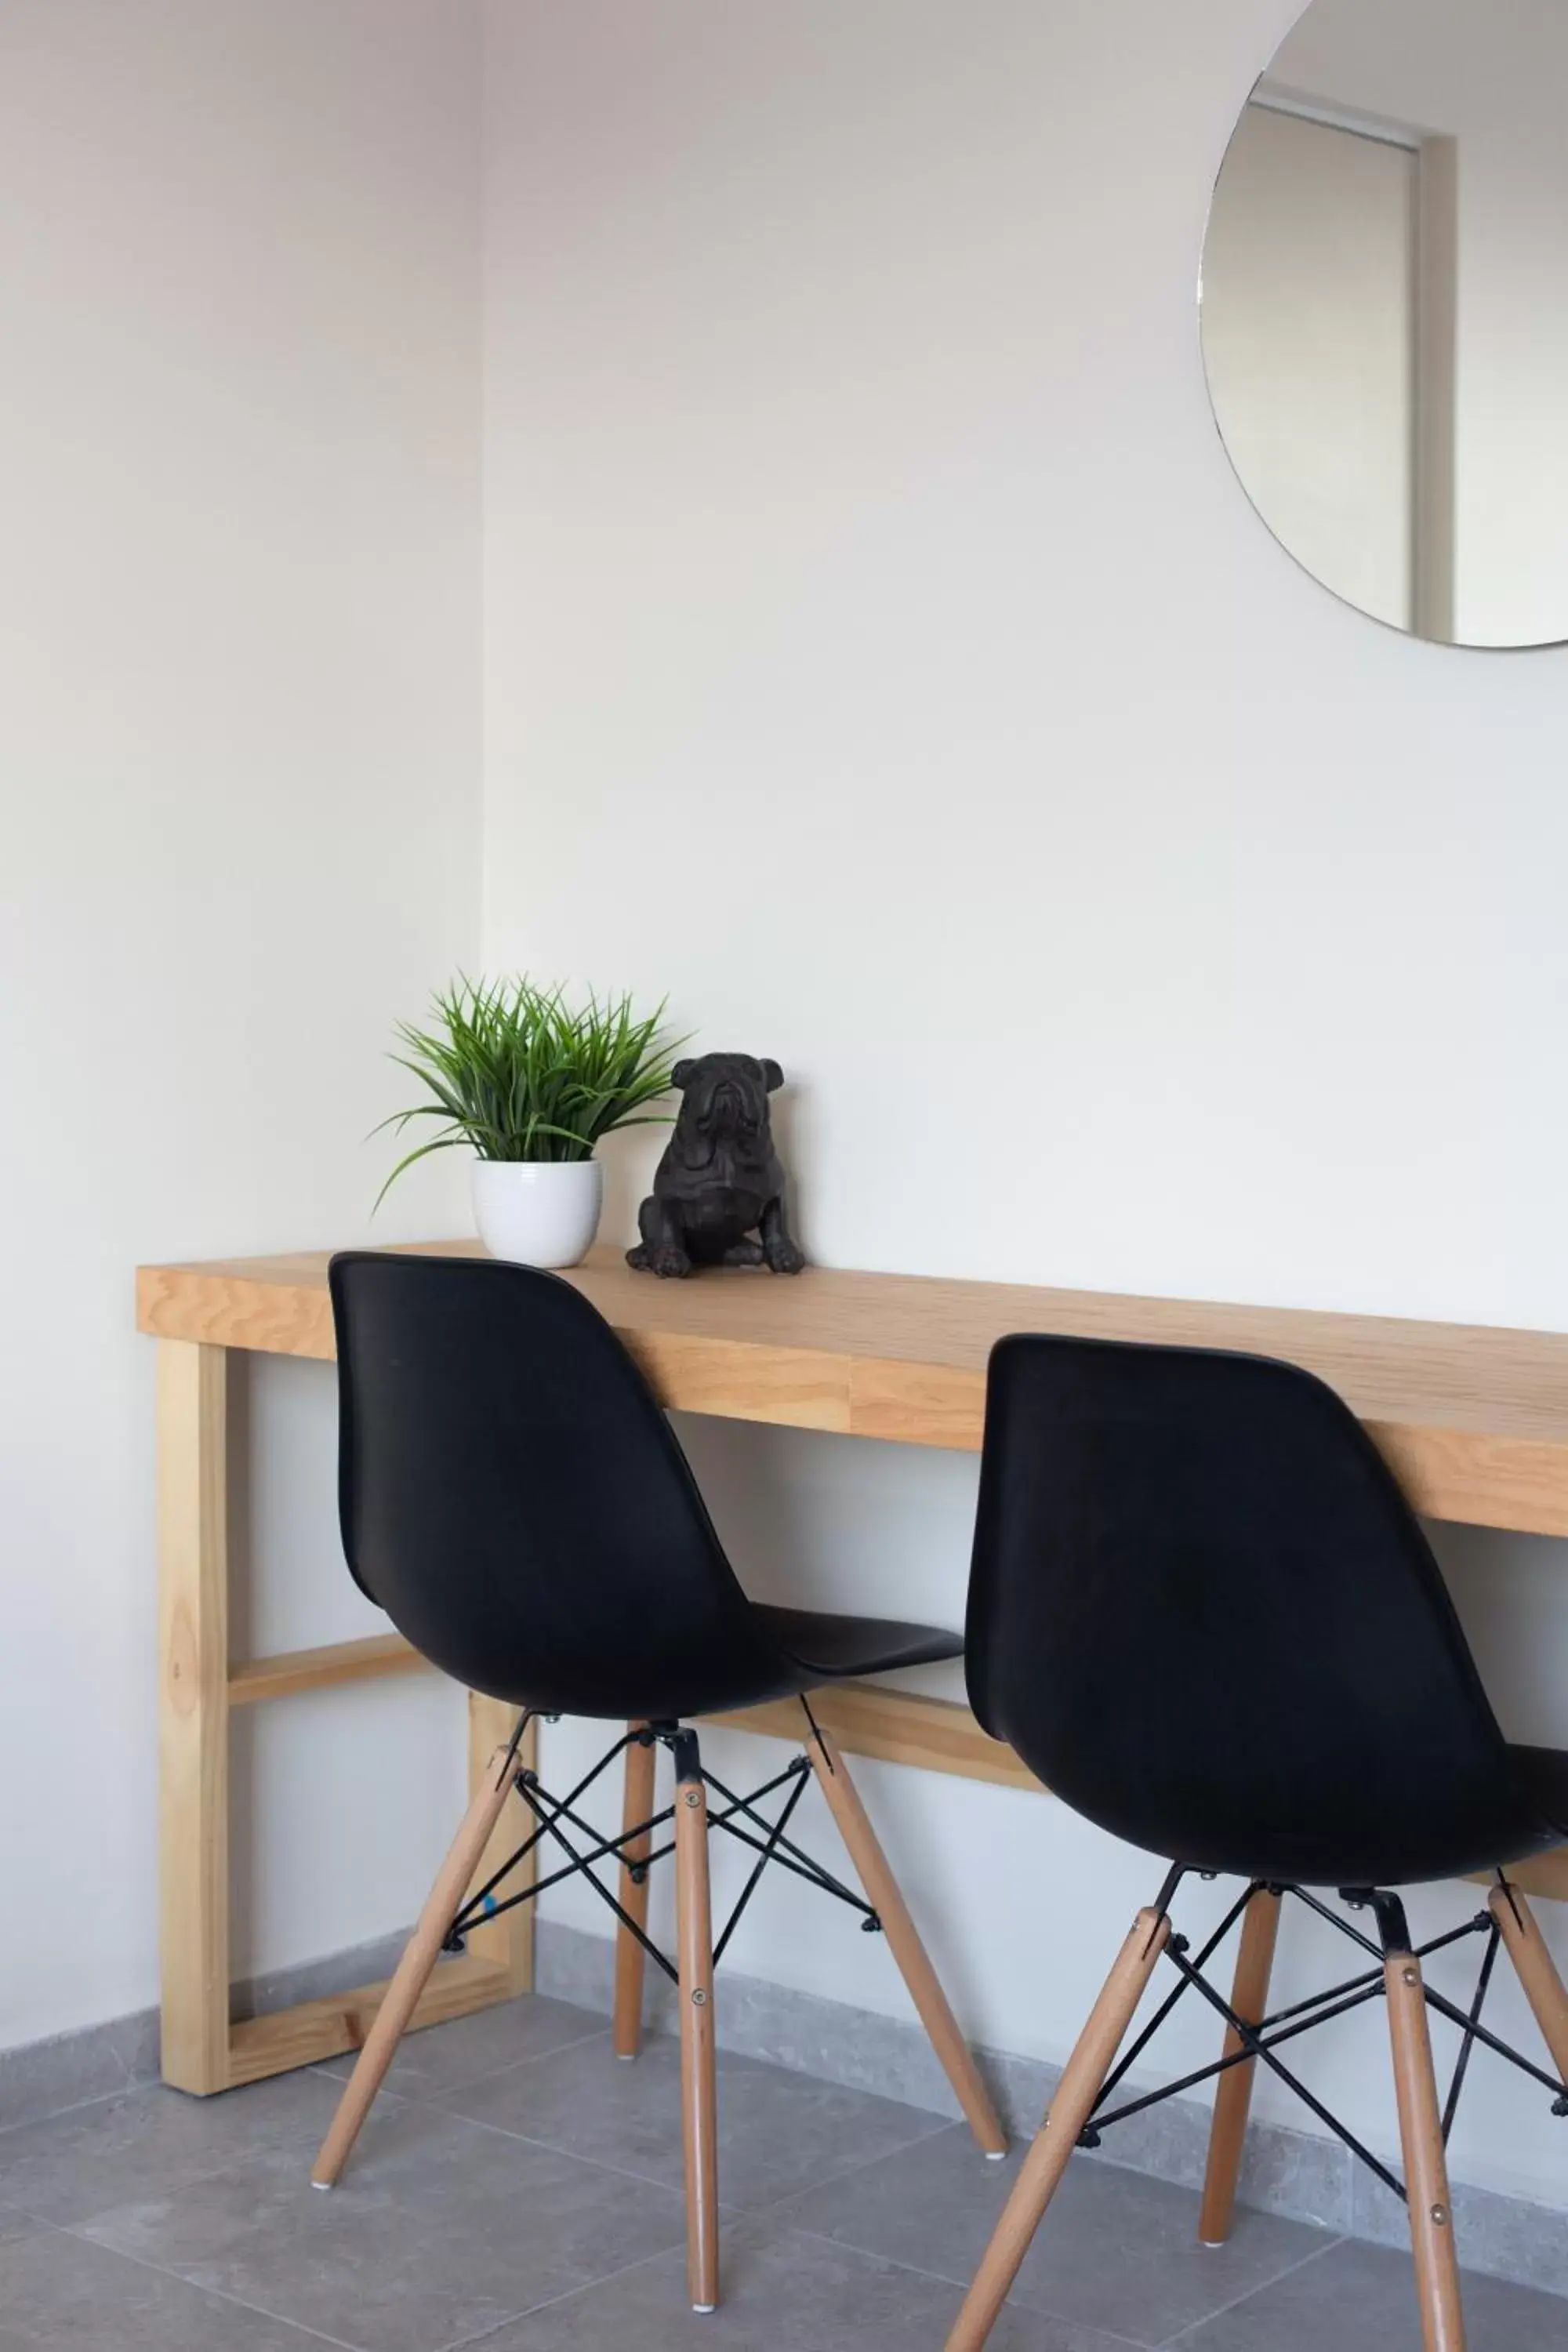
[137,1241,1568,2092]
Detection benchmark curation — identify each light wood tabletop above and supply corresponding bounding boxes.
[138,1240,1568,1537]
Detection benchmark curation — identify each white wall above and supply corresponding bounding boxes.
[0,0,483,2046]
[481,0,1568,2209]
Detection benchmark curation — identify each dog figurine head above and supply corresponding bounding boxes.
[667,1051,783,1164]
[627,1051,804,1276]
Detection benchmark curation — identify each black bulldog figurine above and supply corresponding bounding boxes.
[628,1052,806,1279]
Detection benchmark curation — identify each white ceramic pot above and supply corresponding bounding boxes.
[471,1159,604,1269]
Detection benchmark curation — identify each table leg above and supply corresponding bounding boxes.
[157,1339,231,2095]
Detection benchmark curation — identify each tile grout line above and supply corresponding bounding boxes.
[757,2212,1156,2350]
[0,2074,150,2142]
[430,2079,960,2211]
[22,2076,699,2352]
[1155,2233,1349,2348]
[748,2116,971,2220]
[419,2103,730,2204]
[306,2022,616,2103]
[746,2136,1354,2349]
[20,2224,368,2350]
[0,2005,617,2147]
[125,2095,967,2352]
[433,2230,704,2351]
[48,2113,691,2259]
[11,2099,418,2238]
[409,2063,982,2342]
[441,2106,955,2216]
[22,2036,944,2260]
[719,2103,962,2212]
[414,2097,985,2342]
[0,2078,409,2171]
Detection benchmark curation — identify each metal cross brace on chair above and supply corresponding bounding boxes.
[1073,1871,1568,2204]
[443,1715,881,1985]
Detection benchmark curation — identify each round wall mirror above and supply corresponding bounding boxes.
[1200,0,1568,648]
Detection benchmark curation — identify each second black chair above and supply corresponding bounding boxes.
[948,1333,1568,2352]
[310,1252,1005,2312]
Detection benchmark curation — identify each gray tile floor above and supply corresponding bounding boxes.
[0,1993,1562,2350]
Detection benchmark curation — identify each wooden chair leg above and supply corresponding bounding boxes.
[1489,1882,1568,2085]
[946,1908,1171,2352]
[1385,1948,1468,2352]
[804,1712,1007,2157]
[613,1725,657,2059]
[674,1744,719,2313]
[311,1738,522,2187]
[1198,1886,1281,2245]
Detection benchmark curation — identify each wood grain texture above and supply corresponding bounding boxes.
[709,1679,1040,1790]
[1490,1886,1568,2085]
[805,1718,1006,2154]
[613,1728,659,2060]
[228,1632,430,1707]
[229,1953,510,2086]
[157,1341,232,2096]
[1468,1848,1568,1904]
[311,1744,523,2185]
[463,1697,536,1991]
[136,1240,1568,1534]
[675,1767,719,2311]
[1386,1953,1468,2352]
[1198,1889,1282,2246]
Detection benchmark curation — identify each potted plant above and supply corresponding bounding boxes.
[376,977,685,1267]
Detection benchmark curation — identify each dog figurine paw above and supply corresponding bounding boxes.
[627,1052,805,1279]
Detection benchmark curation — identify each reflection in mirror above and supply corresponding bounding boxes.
[1201,0,1568,649]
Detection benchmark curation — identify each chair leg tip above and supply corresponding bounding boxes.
[983,2147,1007,2161]
[310,2180,334,2193]
[691,2303,717,2315]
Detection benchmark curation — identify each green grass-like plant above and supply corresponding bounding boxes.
[375,976,685,1206]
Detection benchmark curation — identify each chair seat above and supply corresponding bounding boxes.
[755,1604,963,1681]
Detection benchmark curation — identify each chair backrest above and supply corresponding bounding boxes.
[966,1333,1540,1887]
[330,1251,782,1720]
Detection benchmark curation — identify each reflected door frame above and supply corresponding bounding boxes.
[1254,81,1457,644]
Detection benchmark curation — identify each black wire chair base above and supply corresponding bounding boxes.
[443,1715,880,1985]
[1077,1872,1568,2204]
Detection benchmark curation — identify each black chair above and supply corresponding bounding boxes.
[948,1334,1568,2352]
[309,1252,1004,2311]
